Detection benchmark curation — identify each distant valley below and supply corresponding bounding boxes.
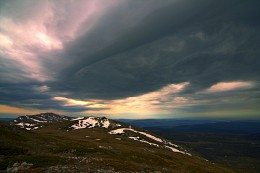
[122,119,260,173]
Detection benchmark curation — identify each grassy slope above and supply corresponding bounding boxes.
[0,121,236,173]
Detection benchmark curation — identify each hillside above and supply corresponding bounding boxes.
[0,113,236,173]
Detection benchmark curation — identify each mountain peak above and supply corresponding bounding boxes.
[69,116,121,130]
[10,112,70,130]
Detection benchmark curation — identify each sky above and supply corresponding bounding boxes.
[0,0,260,119]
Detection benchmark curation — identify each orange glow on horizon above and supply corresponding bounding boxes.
[0,104,64,115]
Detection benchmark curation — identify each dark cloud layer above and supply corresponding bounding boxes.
[52,0,260,100]
[1,0,260,117]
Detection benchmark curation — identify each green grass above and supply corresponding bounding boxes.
[0,121,237,172]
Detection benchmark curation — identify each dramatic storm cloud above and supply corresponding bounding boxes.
[0,0,260,119]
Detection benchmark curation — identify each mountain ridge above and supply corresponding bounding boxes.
[9,113,190,156]
[0,113,236,172]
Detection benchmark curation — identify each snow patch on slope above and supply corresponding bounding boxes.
[164,146,192,156]
[109,128,162,143]
[71,117,98,129]
[30,118,47,123]
[70,117,111,130]
[129,136,159,147]
[101,119,110,128]
[139,132,163,143]
[71,117,85,121]
[109,128,190,155]
[108,128,137,134]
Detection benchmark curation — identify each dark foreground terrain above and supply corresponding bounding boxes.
[123,119,260,173]
[0,113,235,173]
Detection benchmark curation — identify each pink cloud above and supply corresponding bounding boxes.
[0,0,121,82]
[206,81,254,93]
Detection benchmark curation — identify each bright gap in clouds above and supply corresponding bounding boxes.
[36,32,62,49]
[0,33,13,48]
[52,82,190,115]
[50,81,257,118]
